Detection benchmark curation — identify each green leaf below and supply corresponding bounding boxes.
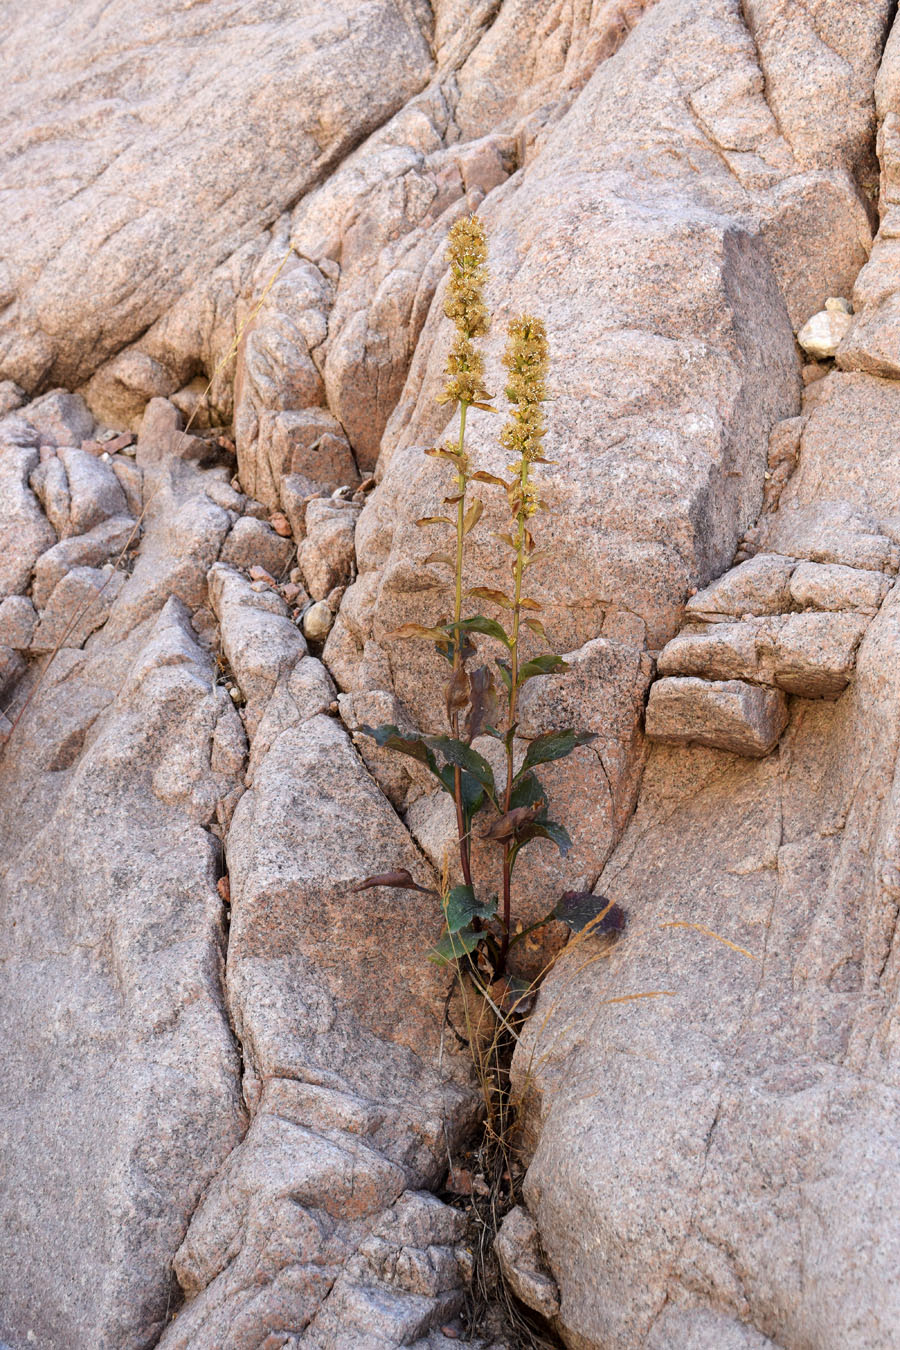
[444,885,497,933]
[437,764,485,819]
[360,725,442,783]
[553,893,626,936]
[517,653,570,686]
[454,615,511,647]
[520,729,597,773]
[509,771,544,810]
[429,736,496,799]
[427,924,483,966]
[515,818,573,856]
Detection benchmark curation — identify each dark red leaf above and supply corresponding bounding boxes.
[351,869,437,895]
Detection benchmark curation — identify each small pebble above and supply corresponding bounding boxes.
[249,565,275,583]
[229,687,241,702]
[302,599,333,641]
[269,511,292,537]
[796,306,853,360]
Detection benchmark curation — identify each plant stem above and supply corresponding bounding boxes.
[498,457,530,972]
[452,401,473,888]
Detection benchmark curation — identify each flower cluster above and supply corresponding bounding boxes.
[439,215,492,407]
[500,315,548,466]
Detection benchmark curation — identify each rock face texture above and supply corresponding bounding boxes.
[3,2,900,1349]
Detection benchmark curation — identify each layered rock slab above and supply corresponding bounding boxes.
[515,591,900,1348]
[0,0,435,392]
[159,698,478,1344]
[0,599,246,1350]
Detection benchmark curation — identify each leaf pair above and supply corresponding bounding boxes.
[359,723,497,809]
[428,885,498,965]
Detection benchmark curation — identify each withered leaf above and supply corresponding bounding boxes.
[480,801,545,843]
[351,869,437,895]
[463,498,484,535]
[523,616,550,642]
[468,586,513,609]
[445,663,470,722]
[471,471,508,488]
[424,552,455,567]
[386,622,449,641]
[465,666,499,742]
[416,515,452,527]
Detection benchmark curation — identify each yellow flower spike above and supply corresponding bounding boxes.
[438,215,492,408]
[500,315,549,467]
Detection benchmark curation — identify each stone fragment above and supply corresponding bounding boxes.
[685,554,796,621]
[298,496,360,600]
[494,1205,560,1319]
[764,503,897,573]
[207,563,306,733]
[81,430,135,456]
[31,566,125,653]
[57,446,129,536]
[0,645,26,700]
[219,514,294,577]
[83,349,181,428]
[790,561,891,614]
[203,473,245,514]
[0,380,25,417]
[251,406,359,509]
[796,308,854,360]
[29,454,71,535]
[0,595,37,649]
[279,472,319,540]
[32,515,136,608]
[0,442,56,597]
[645,678,789,757]
[18,389,94,446]
[136,397,209,466]
[110,455,143,516]
[657,623,762,683]
[772,612,868,698]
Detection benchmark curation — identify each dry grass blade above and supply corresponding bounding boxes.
[659,921,758,960]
